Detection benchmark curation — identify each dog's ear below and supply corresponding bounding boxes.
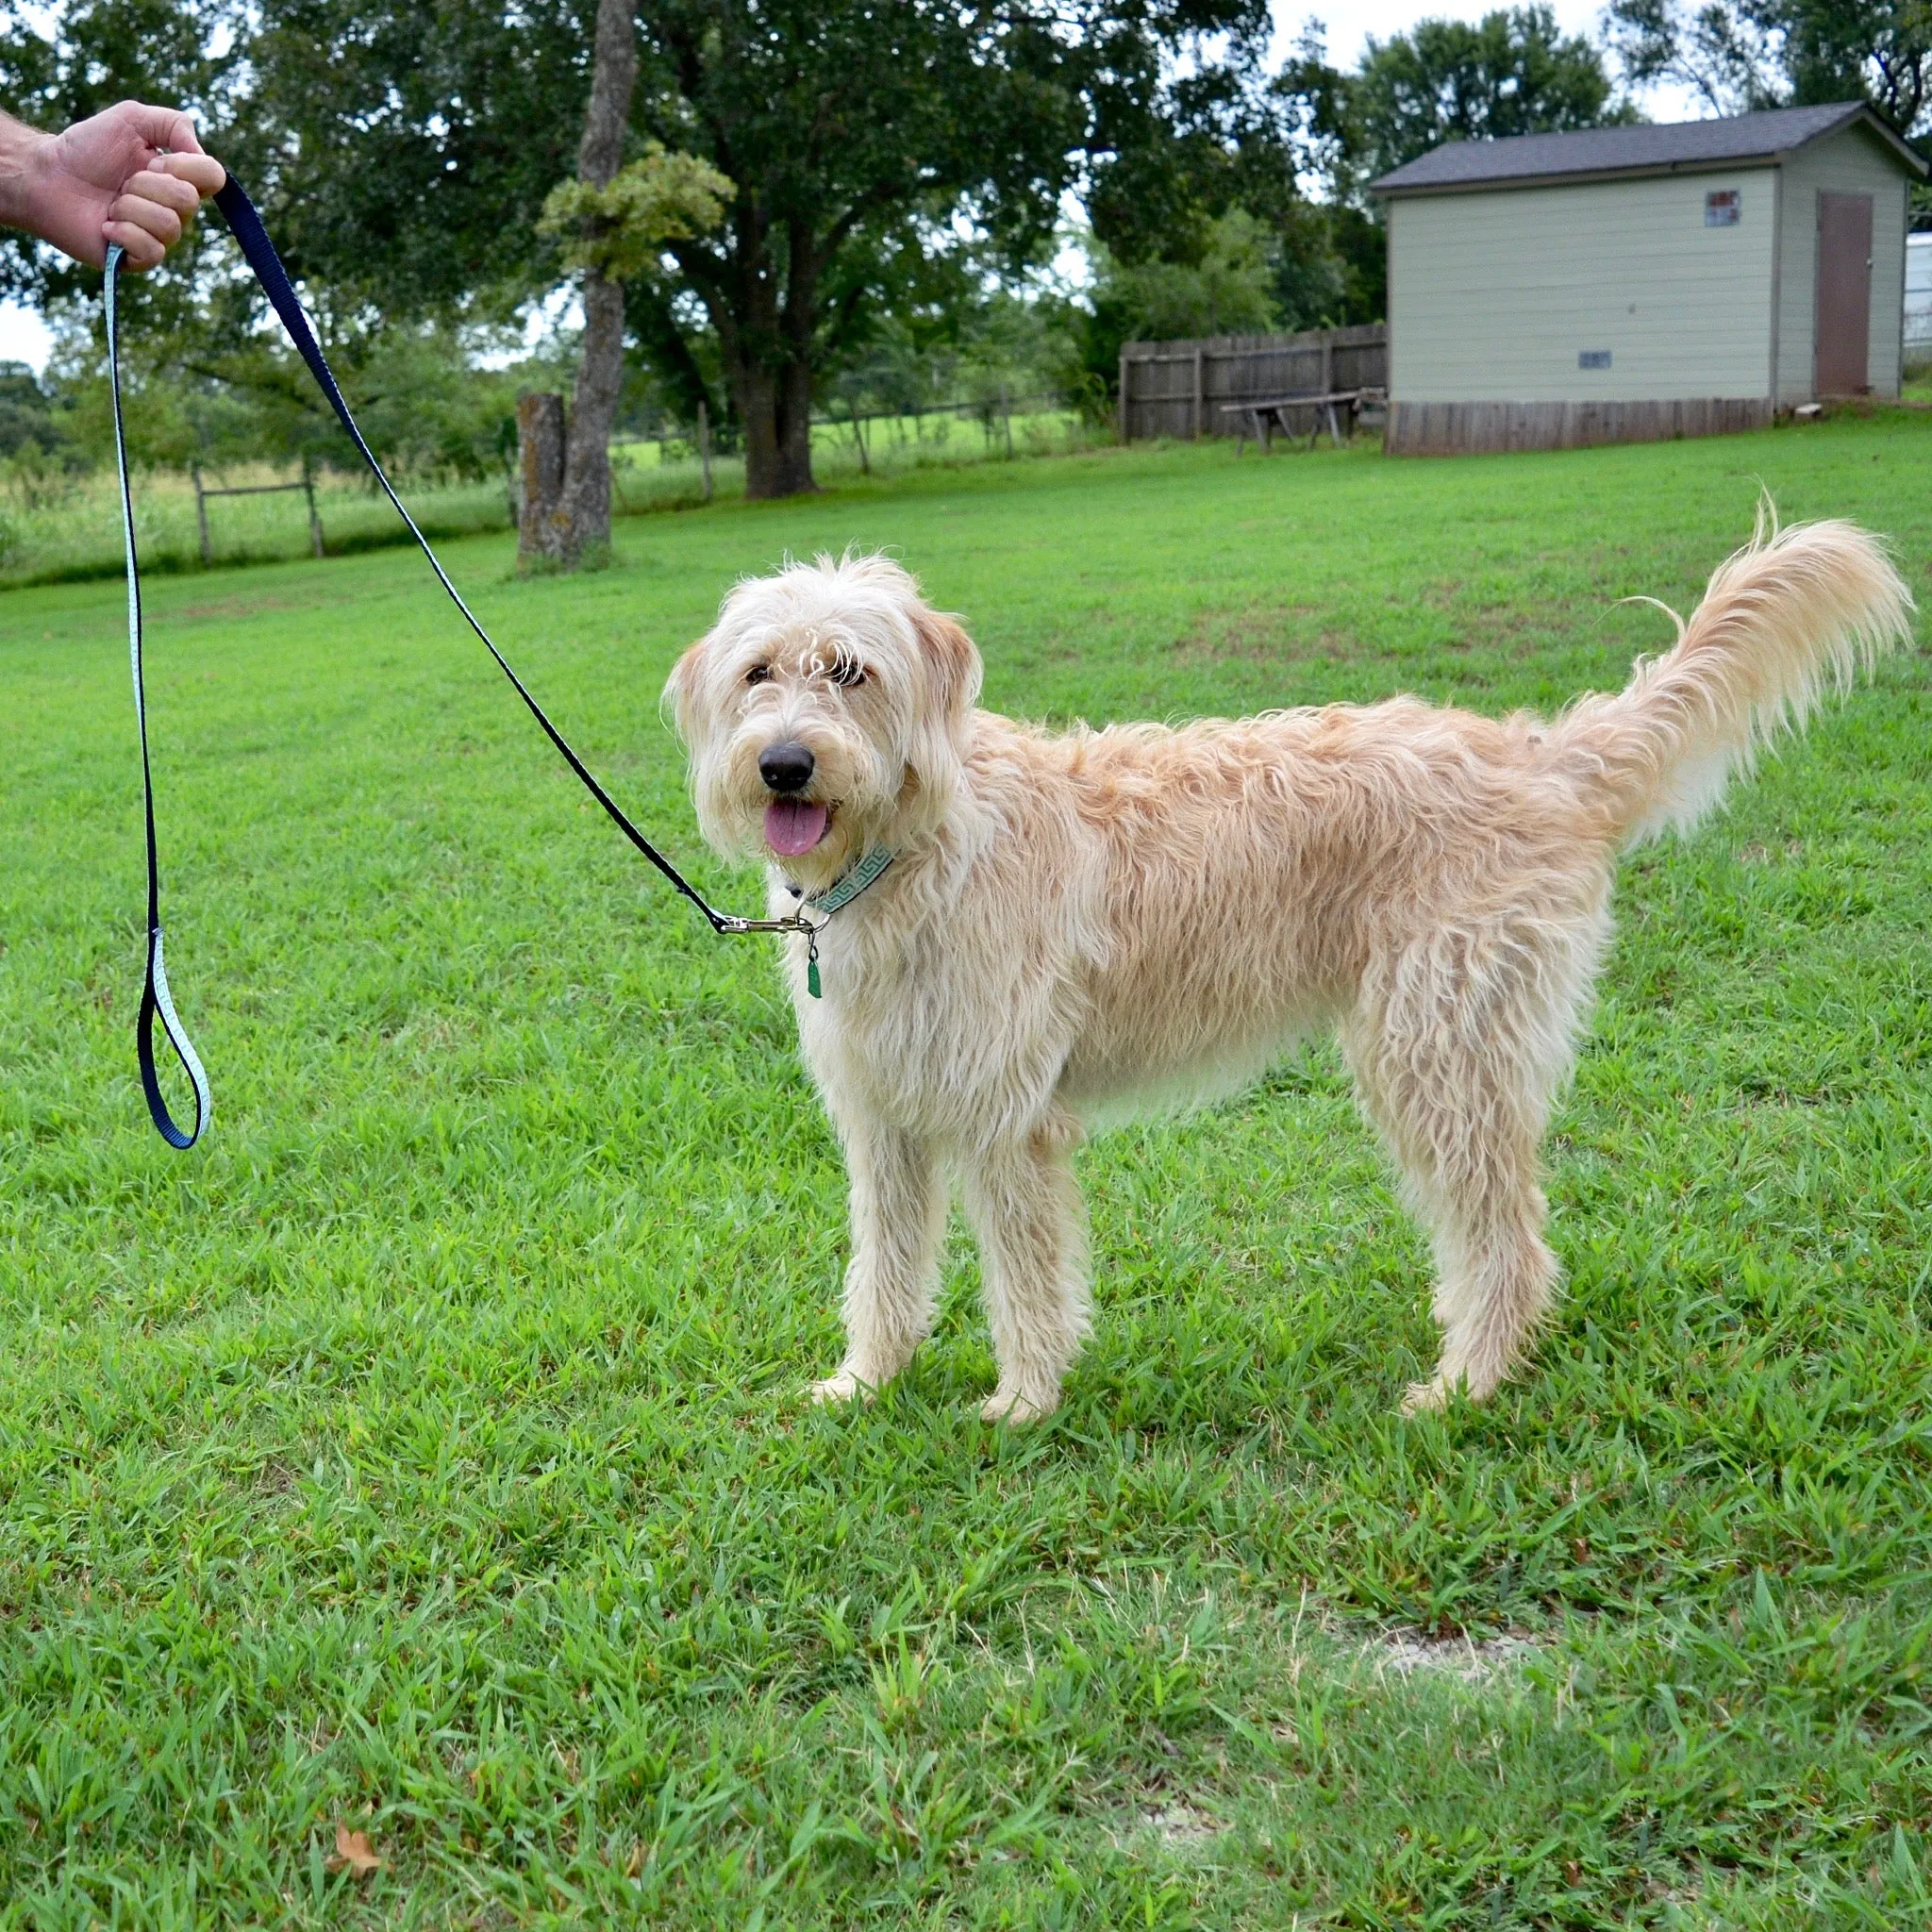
[909,606,982,735]
[898,605,982,840]
[663,634,709,744]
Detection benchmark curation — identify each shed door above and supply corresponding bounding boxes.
[1815,192,1874,394]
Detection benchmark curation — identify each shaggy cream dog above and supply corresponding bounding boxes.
[667,520,1912,1422]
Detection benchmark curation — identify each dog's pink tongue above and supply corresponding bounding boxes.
[765,798,828,857]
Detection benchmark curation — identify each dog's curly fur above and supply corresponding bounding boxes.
[668,520,1913,1421]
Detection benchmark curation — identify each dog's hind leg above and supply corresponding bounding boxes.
[813,1124,944,1406]
[960,1108,1091,1424]
[1342,908,1601,1410]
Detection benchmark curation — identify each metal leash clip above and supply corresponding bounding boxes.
[710,912,817,937]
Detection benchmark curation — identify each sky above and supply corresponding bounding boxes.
[0,0,1706,375]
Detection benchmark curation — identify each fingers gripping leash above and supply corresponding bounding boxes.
[107,183,821,1149]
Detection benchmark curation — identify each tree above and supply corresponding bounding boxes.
[621,2,1069,499]
[1091,208,1278,341]
[1345,6,1636,188]
[0,359,68,455]
[512,0,728,568]
[1064,203,1358,405]
[525,0,636,569]
[2,2,1300,501]
[523,142,730,568]
[1058,13,1368,394]
[225,0,1282,500]
[1607,0,1932,142]
[225,0,591,319]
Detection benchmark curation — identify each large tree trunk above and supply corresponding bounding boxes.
[725,221,817,500]
[769,326,815,496]
[520,0,637,570]
[559,267,627,554]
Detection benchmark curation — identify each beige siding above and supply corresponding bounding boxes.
[1775,125,1910,400]
[1390,170,1775,403]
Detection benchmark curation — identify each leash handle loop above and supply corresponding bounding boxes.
[108,244,211,1149]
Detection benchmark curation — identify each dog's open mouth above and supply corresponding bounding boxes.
[764,797,829,857]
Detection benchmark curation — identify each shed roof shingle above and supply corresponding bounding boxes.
[1371,103,1926,195]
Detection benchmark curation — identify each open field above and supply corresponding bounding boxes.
[3,418,1931,1926]
[0,407,1095,589]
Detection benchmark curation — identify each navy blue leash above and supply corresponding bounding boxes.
[108,246,210,1147]
[108,176,812,1150]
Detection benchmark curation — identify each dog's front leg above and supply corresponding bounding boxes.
[960,1110,1091,1424]
[811,1124,944,1407]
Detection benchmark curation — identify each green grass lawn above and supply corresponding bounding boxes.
[3,418,1930,1928]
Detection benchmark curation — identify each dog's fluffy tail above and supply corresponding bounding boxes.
[1554,514,1915,846]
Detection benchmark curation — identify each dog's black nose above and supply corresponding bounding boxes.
[758,741,815,794]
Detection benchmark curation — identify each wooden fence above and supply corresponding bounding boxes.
[1117,325,1388,441]
[1384,396,1772,456]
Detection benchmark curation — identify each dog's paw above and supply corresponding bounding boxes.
[979,1385,1059,1426]
[809,1369,877,1407]
[1404,1362,1508,1413]
[1401,1375,1450,1415]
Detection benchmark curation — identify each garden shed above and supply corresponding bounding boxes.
[1372,103,1928,455]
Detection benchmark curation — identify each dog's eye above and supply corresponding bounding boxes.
[830,659,868,689]
[744,664,772,687]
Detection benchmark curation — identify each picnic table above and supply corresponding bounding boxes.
[1223,389,1382,454]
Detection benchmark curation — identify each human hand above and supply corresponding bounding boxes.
[0,102,225,271]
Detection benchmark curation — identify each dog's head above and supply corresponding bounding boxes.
[665,553,981,889]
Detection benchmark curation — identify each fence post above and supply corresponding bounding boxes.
[1000,384,1013,459]
[1322,332,1334,395]
[1192,344,1205,439]
[1117,350,1129,443]
[698,399,713,502]
[302,461,324,558]
[192,462,211,567]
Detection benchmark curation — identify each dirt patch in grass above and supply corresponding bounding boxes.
[157,592,318,625]
[1122,1792,1223,1848]
[1170,602,1345,666]
[1368,1626,1544,1682]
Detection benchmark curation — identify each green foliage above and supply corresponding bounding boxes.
[225,0,591,323]
[0,360,71,458]
[1347,5,1637,187]
[188,0,1285,492]
[1607,0,1932,139]
[1066,210,1323,407]
[52,313,522,485]
[0,3,1318,495]
[1081,15,1300,274]
[1091,210,1280,347]
[822,291,1070,425]
[539,144,735,283]
[2,415,1930,1920]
